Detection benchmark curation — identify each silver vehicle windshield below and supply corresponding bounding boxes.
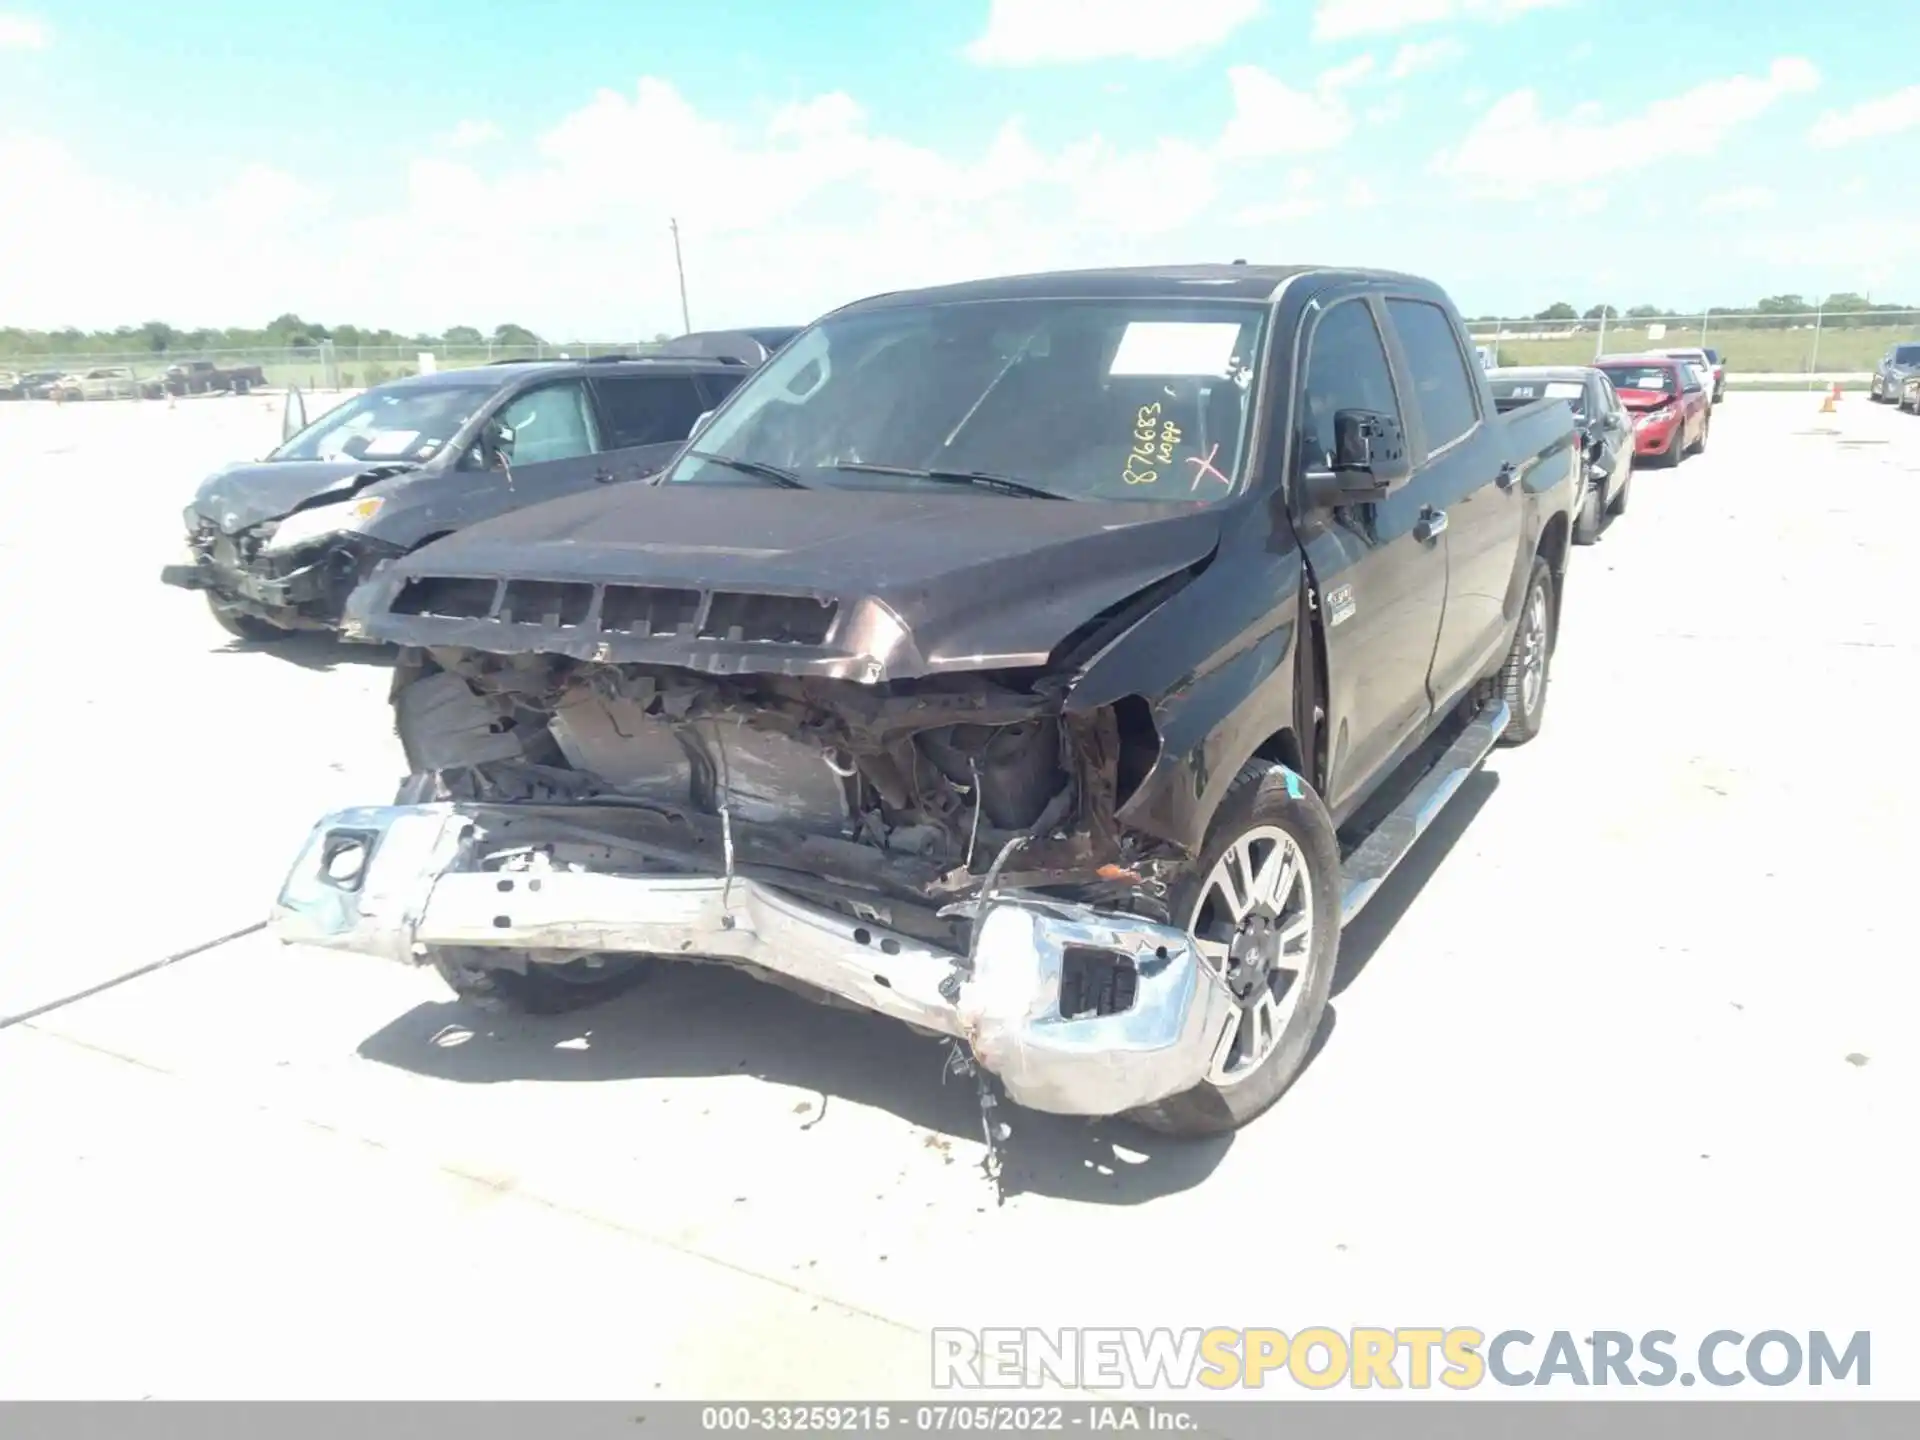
[662,297,1268,502]
[272,377,500,464]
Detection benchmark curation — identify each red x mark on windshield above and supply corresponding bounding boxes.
[1185,443,1230,491]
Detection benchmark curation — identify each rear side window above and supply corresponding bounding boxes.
[1895,346,1920,365]
[1385,299,1479,455]
[700,372,747,406]
[1298,299,1401,471]
[590,374,709,449]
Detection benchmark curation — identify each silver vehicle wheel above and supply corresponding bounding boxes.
[1188,824,1315,1088]
[1519,582,1550,718]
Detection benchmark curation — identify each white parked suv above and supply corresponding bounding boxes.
[53,366,140,401]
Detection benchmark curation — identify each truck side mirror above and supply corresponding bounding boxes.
[1305,409,1412,507]
[282,386,307,442]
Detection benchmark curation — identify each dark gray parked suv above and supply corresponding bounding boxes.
[1869,342,1920,403]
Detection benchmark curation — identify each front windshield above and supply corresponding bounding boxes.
[664,297,1268,502]
[1598,363,1675,394]
[272,378,499,464]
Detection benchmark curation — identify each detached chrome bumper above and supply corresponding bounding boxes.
[271,803,1230,1118]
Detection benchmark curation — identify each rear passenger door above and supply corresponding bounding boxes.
[588,371,713,481]
[1382,296,1525,709]
[1291,292,1448,821]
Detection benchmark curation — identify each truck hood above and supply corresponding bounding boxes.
[190,459,421,534]
[349,483,1225,682]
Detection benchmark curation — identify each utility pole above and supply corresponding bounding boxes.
[670,217,692,334]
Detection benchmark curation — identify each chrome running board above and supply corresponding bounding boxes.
[1338,698,1510,926]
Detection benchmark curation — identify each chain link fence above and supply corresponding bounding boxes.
[7,309,1918,401]
[1465,310,1920,380]
[0,340,664,400]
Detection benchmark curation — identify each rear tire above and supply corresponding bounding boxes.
[1573,483,1603,545]
[429,947,656,1015]
[1496,555,1556,748]
[205,592,289,643]
[1128,761,1341,1139]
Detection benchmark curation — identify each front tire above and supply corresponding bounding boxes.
[1689,413,1710,455]
[1496,554,1556,748]
[429,947,656,1015]
[1129,761,1341,1139]
[205,592,289,643]
[1607,471,1631,517]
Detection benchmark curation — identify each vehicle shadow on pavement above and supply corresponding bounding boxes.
[353,774,1497,1206]
[211,632,397,672]
[1330,771,1499,996]
[356,963,1231,1206]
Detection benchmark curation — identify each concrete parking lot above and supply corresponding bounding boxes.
[2,390,1914,1399]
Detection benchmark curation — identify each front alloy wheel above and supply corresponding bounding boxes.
[1129,761,1342,1138]
[1189,825,1315,1088]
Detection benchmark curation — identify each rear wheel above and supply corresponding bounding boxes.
[205,592,289,643]
[1573,483,1603,545]
[1128,761,1341,1139]
[1496,555,1556,748]
[429,947,657,1015]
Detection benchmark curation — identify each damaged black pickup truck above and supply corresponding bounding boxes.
[159,330,796,641]
[272,265,1579,1142]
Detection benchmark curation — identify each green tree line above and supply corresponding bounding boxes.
[1472,293,1917,330]
[1,313,674,360]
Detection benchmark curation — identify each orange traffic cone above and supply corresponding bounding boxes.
[1818,382,1837,414]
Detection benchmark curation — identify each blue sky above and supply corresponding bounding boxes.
[3,0,1917,336]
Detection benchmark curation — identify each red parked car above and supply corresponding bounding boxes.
[1595,354,1710,467]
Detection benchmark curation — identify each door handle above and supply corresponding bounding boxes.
[1495,461,1518,490]
[1414,507,1447,542]
[592,466,616,483]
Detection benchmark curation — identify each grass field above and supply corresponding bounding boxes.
[1473,322,1918,374]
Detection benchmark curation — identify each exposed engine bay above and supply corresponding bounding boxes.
[389,644,1178,937]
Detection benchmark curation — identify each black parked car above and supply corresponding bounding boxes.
[159,330,793,642]
[271,263,1579,1145]
[1869,341,1920,404]
[1486,364,1633,543]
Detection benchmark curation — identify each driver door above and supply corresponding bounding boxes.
[458,378,607,517]
[1289,293,1449,822]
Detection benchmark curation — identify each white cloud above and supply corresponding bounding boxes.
[1432,57,1821,197]
[0,69,1372,334]
[964,0,1262,65]
[1387,38,1467,78]
[440,119,502,149]
[1313,0,1570,42]
[0,11,52,48]
[1807,85,1920,148]
[1698,186,1775,215]
[1219,60,1367,157]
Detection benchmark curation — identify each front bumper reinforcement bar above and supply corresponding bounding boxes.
[271,803,1233,1118]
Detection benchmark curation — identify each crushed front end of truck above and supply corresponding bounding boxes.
[272,546,1243,1160]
